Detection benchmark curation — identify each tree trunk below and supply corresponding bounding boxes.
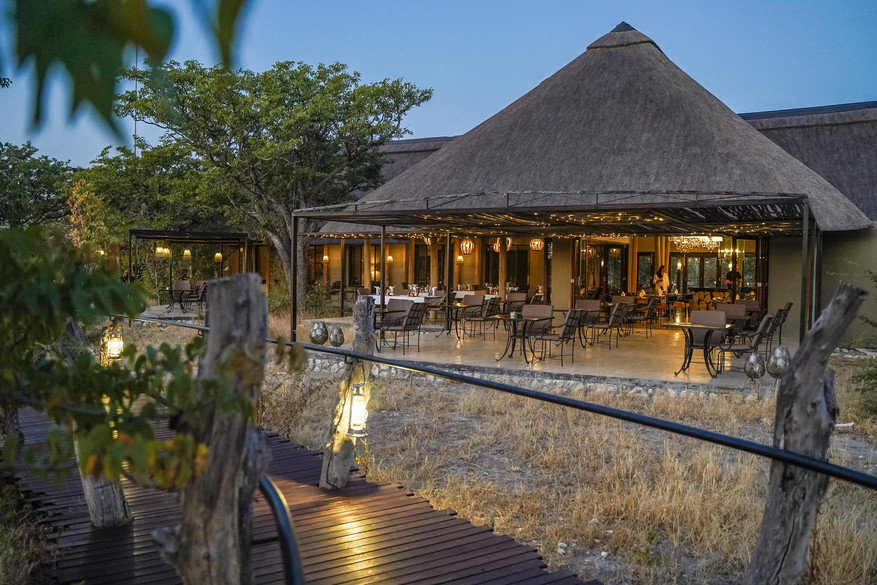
[61,321,132,527]
[0,405,21,444]
[320,297,374,489]
[745,282,867,585]
[154,274,268,585]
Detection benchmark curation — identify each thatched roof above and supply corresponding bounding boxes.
[315,22,869,235]
[743,102,877,220]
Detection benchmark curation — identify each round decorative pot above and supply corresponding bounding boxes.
[329,326,345,348]
[309,321,329,345]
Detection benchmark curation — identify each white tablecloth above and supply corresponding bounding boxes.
[369,295,425,304]
[452,291,497,300]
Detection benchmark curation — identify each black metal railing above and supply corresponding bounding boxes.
[259,475,306,585]
[124,315,877,583]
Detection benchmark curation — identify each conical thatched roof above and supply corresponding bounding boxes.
[321,22,869,233]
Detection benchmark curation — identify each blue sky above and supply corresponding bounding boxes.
[2,0,876,166]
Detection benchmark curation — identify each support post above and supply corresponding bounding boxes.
[380,226,386,319]
[812,227,823,327]
[799,203,810,341]
[745,282,867,585]
[154,274,269,585]
[320,298,374,490]
[340,238,346,316]
[445,233,453,294]
[290,215,298,342]
[731,237,738,302]
[498,238,507,300]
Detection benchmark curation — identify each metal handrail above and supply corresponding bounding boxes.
[259,475,306,585]
[125,315,877,491]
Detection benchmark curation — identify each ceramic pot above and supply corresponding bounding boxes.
[309,321,329,345]
[744,351,766,380]
[329,326,345,347]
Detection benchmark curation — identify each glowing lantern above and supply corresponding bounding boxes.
[183,249,191,259]
[386,255,394,264]
[460,237,474,255]
[214,252,223,263]
[456,255,464,265]
[322,254,329,262]
[100,322,124,366]
[506,237,513,251]
[492,238,501,253]
[529,238,544,251]
[423,236,432,247]
[346,384,368,438]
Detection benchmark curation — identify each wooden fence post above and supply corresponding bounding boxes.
[745,282,867,585]
[320,296,374,490]
[62,321,132,527]
[154,274,269,585]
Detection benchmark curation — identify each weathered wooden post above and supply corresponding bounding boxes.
[745,282,867,585]
[154,274,270,585]
[320,296,374,489]
[62,321,132,527]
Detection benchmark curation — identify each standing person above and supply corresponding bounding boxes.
[725,267,742,289]
[653,265,669,295]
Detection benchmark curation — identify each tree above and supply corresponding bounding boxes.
[3,0,250,132]
[116,59,432,321]
[0,227,304,583]
[0,141,72,229]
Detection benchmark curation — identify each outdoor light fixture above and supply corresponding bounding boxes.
[677,260,683,270]
[155,246,171,259]
[492,238,502,253]
[322,254,329,262]
[346,384,368,438]
[386,255,394,264]
[460,237,474,255]
[98,250,105,256]
[529,238,544,251]
[506,237,513,251]
[100,321,124,366]
[423,236,432,247]
[670,235,721,253]
[183,249,191,259]
[456,255,464,265]
[214,252,223,262]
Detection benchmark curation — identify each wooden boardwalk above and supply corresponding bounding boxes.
[8,409,598,585]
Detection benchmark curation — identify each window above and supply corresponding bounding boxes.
[636,252,653,291]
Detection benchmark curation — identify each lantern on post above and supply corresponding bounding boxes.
[529,238,544,251]
[346,383,368,438]
[100,321,124,366]
[460,237,474,255]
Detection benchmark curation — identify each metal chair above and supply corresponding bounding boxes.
[463,296,501,338]
[585,302,624,349]
[382,302,429,354]
[627,296,659,337]
[776,302,793,344]
[375,299,412,352]
[717,314,775,370]
[533,309,584,366]
[504,292,527,314]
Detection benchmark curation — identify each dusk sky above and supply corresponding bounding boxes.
[2,0,876,167]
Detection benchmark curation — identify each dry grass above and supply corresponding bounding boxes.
[130,323,877,584]
[0,482,53,585]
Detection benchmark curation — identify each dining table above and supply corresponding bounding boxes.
[486,314,553,365]
[661,321,732,378]
[434,302,480,338]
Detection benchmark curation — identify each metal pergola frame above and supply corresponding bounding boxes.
[290,194,819,343]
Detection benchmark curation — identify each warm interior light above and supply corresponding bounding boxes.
[155,246,171,259]
[506,237,513,251]
[214,252,223,262]
[98,250,105,256]
[322,254,329,262]
[386,255,394,264]
[456,255,464,264]
[183,249,191,259]
[492,238,502,253]
[460,237,475,255]
[677,260,683,270]
[529,238,544,251]
[106,334,124,359]
[346,384,368,438]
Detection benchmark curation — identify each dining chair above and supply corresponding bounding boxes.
[533,309,584,366]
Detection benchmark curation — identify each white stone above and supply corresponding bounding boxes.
[667,389,678,398]
[559,542,568,548]
[679,390,688,398]
[708,393,718,400]
[594,538,600,543]
[601,551,608,558]
[606,530,614,535]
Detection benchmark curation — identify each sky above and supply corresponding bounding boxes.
[2,0,877,167]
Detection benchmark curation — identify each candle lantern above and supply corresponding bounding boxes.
[346,384,368,438]
[100,321,124,366]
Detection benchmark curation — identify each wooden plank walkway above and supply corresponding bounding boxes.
[7,408,599,585]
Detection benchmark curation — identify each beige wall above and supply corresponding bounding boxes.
[768,236,804,342]
[530,247,545,290]
[822,225,877,341]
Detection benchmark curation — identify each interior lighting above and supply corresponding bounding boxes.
[214,252,223,263]
[460,237,474,255]
[386,255,394,264]
[456,255,464,265]
[529,238,545,251]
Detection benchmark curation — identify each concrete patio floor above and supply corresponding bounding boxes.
[367,314,798,392]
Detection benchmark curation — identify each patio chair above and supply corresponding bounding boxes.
[375,299,413,352]
[170,280,191,309]
[683,310,730,376]
[425,290,447,323]
[463,296,501,338]
[533,309,585,366]
[529,292,544,304]
[764,307,786,355]
[776,302,793,344]
[717,313,775,369]
[585,302,624,349]
[458,294,485,336]
[382,302,430,355]
[716,303,748,335]
[504,292,527,314]
[627,296,659,337]
[329,281,341,299]
[611,295,628,306]
[182,281,208,314]
[358,287,371,297]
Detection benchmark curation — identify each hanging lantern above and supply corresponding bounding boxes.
[214,252,223,263]
[460,237,474,255]
[183,249,191,259]
[346,384,368,438]
[492,238,502,253]
[529,238,544,252]
[423,236,432,247]
[506,237,513,251]
[100,321,124,366]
